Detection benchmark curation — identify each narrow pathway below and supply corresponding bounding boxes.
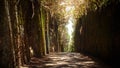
[23,52,111,68]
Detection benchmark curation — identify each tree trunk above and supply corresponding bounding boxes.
[0,0,15,67]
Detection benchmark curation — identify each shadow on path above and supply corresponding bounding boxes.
[22,52,111,68]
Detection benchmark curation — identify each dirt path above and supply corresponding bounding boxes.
[23,52,111,68]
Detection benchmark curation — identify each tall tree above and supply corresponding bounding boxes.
[0,0,15,67]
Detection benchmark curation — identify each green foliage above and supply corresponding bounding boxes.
[88,0,109,11]
[41,0,112,53]
[64,44,75,52]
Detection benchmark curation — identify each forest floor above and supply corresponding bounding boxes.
[22,52,111,68]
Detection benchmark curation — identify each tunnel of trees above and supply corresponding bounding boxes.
[0,0,120,68]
